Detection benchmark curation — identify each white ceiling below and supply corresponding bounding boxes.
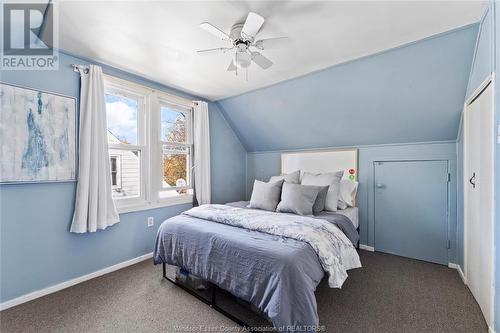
[57,1,487,101]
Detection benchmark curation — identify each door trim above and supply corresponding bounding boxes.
[462,74,495,327]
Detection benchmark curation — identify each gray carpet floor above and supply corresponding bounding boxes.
[0,251,487,333]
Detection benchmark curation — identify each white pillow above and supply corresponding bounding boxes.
[249,179,284,211]
[301,171,343,212]
[269,170,300,184]
[338,179,359,209]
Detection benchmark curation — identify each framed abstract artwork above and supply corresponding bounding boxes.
[0,83,77,183]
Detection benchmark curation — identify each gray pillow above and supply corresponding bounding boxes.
[313,186,329,215]
[269,170,300,184]
[276,183,323,216]
[249,179,284,211]
[301,171,344,212]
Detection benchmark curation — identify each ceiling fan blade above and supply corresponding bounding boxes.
[197,47,233,55]
[251,52,272,69]
[200,22,230,41]
[241,12,264,40]
[227,60,237,71]
[254,37,288,50]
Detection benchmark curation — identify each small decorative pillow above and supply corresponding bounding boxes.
[313,186,330,215]
[269,170,300,184]
[249,179,284,211]
[301,171,344,212]
[276,183,324,216]
[338,179,359,209]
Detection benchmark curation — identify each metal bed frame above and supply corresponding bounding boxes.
[161,235,361,332]
[162,263,265,332]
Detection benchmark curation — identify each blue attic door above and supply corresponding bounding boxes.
[374,160,449,265]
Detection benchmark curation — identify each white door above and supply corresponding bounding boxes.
[464,81,495,327]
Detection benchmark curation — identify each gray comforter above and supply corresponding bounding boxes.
[153,202,360,331]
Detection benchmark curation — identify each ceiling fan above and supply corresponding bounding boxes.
[197,12,287,76]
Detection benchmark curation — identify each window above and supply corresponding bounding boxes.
[110,155,121,188]
[105,85,144,203]
[104,76,194,212]
[159,102,193,199]
[106,93,138,145]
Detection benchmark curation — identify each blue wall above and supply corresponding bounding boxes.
[246,142,458,261]
[220,24,478,266]
[209,102,247,204]
[217,25,478,152]
[0,52,246,303]
[466,6,494,100]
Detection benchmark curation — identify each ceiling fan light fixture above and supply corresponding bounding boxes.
[198,11,283,76]
[235,51,251,68]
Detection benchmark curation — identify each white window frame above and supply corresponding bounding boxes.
[158,98,193,194]
[104,75,194,214]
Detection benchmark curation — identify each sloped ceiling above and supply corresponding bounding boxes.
[56,1,486,101]
[217,25,478,152]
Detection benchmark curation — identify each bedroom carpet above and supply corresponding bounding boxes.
[0,250,487,333]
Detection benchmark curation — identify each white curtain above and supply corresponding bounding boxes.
[193,101,211,205]
[70,65,120,233]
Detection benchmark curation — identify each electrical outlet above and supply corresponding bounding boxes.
[147,217,154,227]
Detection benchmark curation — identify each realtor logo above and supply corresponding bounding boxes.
[1,1,58,70]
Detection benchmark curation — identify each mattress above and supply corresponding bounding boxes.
[336,207,359,229]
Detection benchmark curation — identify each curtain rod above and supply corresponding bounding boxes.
[71,64,203,107]
[71,64,89,74]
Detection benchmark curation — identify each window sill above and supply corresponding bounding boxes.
[116,195,193,214]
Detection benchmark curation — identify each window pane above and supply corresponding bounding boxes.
[162,145,189,189]
[110,156,120,187]
[108,149,141,199]
[105,93,138,145]
[161,107,186,143]
[110,157,117,172]
[162,153,188,188]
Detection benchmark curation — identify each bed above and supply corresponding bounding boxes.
[337,207,359,229]
[153,149,361,332]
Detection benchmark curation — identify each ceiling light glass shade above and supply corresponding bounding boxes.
[235,51,251,68]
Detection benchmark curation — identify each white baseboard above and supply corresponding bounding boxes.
[0,252,153,311]
[359,244,375,252]
[448,263,467,284]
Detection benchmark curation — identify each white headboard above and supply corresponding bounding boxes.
[281,149,358,181]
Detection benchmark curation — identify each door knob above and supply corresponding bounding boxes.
[376,183,385,189]
[469,172,476,189]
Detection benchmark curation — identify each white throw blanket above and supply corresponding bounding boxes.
[183,204,361,288]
